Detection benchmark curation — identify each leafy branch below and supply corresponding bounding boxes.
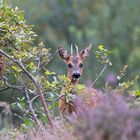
[90,45,112,87]
[0,50,53,127]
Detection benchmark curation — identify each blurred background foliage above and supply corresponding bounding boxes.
[7,0,140,88]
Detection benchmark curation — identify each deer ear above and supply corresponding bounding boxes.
[79,44,92,60]
[57,45,70,61]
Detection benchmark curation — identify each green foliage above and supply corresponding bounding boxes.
[0,4,36,51]
[105,65,139,97]
[0,2,69,127]
[94,45,112,65]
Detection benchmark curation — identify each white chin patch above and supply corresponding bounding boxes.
[73,78,78,80]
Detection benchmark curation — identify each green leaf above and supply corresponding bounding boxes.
[98,45,104,51]
[45,70,55,75]
[24,118,30,127]
[135,91,140,96]
[41,114,47,124]
[11,65,22,72]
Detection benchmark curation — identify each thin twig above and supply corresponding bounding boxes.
[37,53,41,70]
[2,76,24,90]
[24,89,43,129]
[18,75,42,128]
[39,50,58,70]
[89,64,108,88]
[31,93,65,104]
[0,87,9,92]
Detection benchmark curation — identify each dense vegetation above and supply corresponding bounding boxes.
[0,1,140,140]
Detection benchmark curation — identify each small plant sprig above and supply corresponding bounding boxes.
[90,45,112,87]
[115,65,139,95]
[94,45,112,66]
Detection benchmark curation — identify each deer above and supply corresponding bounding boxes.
[57,44,100,116]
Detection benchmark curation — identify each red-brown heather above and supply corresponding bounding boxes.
[57,44,100,115]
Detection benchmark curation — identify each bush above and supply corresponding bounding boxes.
[74,93,140,140]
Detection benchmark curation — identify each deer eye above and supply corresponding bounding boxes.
[79,63,83,68]
[68,63,73,68]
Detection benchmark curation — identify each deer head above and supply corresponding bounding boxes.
[57,44,92,84]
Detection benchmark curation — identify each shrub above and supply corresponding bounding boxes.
[74,93,140,140]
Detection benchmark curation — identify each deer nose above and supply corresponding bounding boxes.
[72,73,81,79]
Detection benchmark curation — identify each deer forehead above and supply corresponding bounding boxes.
[69,56,82,64]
